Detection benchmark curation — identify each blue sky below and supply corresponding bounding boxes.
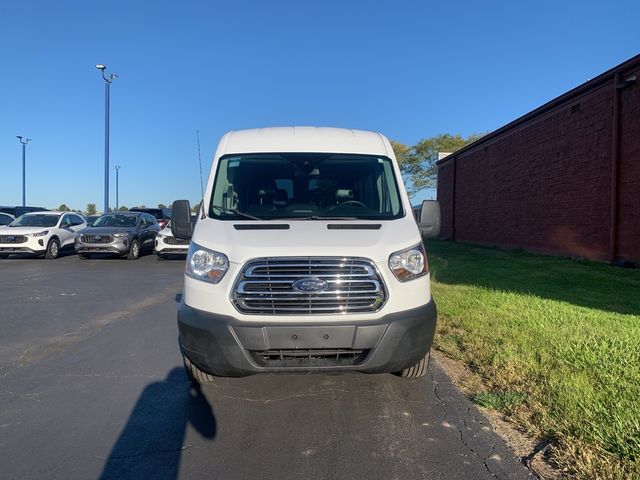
[1,0,638,211]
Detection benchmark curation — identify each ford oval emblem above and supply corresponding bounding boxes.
[292,277,329,292]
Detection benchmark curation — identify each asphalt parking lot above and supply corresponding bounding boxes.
[0,253,533,480]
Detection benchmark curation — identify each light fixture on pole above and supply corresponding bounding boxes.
[96,64,118,213]
[115,165,121,211]
[16,136,32,207]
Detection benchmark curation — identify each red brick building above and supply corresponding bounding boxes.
[437,54,640,264]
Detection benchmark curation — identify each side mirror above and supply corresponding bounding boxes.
[171,200,193,240]
[418,200,441,238]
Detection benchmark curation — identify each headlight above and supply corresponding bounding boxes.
[389,242,428,281]
[186,242,229,284]
[26,230,49,237]
[113,232,129,238]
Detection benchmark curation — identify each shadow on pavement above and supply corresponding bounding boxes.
[100,368,215,480]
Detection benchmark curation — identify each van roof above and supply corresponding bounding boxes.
[220,127,393,157]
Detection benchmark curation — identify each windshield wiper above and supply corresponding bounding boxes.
[211,204,263,221]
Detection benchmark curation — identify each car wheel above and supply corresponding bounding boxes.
[127,239,140,260]
[45,238,60,259]
[395,352,430,378]
[182,350,215,384]
[78,253,91,260]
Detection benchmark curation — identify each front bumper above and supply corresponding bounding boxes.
[178,300,437,376]
[155,237,189,255]
[75,238,129,254]
[0,245,46,255]
[0,236,48,255]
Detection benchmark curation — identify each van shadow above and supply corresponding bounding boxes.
[100,368,215,480]
[426,239,640,316]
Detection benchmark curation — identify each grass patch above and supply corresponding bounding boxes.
[426,239,640,479]
[473,390,526,411]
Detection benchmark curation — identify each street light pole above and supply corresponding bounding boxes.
[115,165,121,211]
[95,64,118,214]
[16,136,32,207]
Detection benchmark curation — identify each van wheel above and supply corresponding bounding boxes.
[182,350,215,384]
[45,238,60,259]
[396,352,430,378]
[127,239,140,260]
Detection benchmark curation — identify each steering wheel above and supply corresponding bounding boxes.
[335,200,367,209]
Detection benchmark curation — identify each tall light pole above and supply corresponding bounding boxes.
[16,136,31,207]
[115,165,121,211]
[96,64,118,213]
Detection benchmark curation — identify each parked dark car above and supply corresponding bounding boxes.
[0,206,49,217]
[85,215,100,227]
[0,213,14,226]
[74,212,160,260]
[129,208,171,229]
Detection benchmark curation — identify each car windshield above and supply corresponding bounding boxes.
[10,214,60,227]
[92,214,138,227]
[0,215,13,226]
[209,153,404,220]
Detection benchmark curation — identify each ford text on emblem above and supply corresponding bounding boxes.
[292,277,329,292]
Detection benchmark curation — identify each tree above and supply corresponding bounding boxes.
[86,203,97,215]
[118,206,129,211]
[57,204,71,212]
[157,203,167,209]
[392,133,485,198]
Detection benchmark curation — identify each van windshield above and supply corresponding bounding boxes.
[209,153,404,220]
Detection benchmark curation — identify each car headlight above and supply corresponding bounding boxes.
[186,242,229,284]
[26,230,49,237]
[389,242,428,281]
[113,232,129,238]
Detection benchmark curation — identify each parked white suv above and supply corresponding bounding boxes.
[0,211,86,259]
[171,127,441,382]
[155,221,191,259]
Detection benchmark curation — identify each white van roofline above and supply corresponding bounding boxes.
[218,127,394,157]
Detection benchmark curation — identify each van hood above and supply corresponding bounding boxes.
[192,218,421,264]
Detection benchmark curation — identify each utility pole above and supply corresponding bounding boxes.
[95,64,118,213]
[16,136,31,207]
[115,165,121,210]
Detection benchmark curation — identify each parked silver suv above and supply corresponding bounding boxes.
[75,212,159,260]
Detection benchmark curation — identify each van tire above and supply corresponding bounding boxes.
[182,351,215,384]
[396,352,430,378]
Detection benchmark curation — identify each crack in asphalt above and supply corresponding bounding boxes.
[430,367,510,479]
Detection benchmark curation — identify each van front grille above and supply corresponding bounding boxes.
[232,257,386,315]
[250,348,368,368]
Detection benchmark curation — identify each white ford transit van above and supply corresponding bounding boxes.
[171,127,440,382]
